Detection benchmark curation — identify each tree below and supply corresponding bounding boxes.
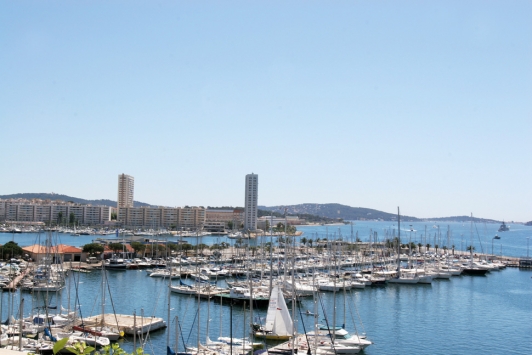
[82,243,104,256]
[287,225,297,235]
[167,243,178,253]
[57,212,63,225]
[425,243,431,253]
[250,246,258,257]
[69,212,76,225]
[307,239,313,248]
[451,245,455,255]
[300,237,308,247]
[434,244,439,255]
[179,243,193,256]
[195,243,208,255]
[130,242,146,257]
[1,241,23,260]
[108,243,124,255]
[111,212,117,221]
[417,243,422,253]
[227,221,233,230]
[466,245,475,253]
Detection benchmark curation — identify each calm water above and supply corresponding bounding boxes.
[2,266,531,354]
[1,221,531,354]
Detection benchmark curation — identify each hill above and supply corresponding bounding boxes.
[258,203,419,222]
[423,216,500,223]
[0,193,153,208]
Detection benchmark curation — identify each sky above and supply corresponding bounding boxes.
[1,1,531,221]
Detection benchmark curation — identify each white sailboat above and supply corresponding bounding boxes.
[253,284,293,340]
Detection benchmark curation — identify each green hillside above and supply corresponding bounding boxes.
[258,203,419,222]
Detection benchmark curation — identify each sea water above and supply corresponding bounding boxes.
[3,266,530,355]
[0,221,531,354]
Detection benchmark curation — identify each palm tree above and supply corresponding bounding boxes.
[434,244,439,255]
[425,243,431,253]
[466,245,475,253]
[417,243,422,254]
[451,245,455,255]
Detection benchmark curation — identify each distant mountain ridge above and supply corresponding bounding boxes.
[0,193,153,208]
[258,203,501,223]
[259,203,419,222]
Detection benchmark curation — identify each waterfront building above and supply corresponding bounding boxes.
[22,244,85,263]
[244,173,258,232]
[205,209,243,226]
[256,216,304,230]
[117,206,206,230]
[118,173,134,209]
[0,199,111,225]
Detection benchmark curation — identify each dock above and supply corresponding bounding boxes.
[4,269,30,291]
[82,313,166,335]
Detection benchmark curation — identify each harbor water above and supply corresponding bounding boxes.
[0,221,531,354]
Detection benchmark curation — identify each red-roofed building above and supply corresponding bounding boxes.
[22,244,85,263]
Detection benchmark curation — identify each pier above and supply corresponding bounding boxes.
[82,314,167,335]
[4,269,29,291]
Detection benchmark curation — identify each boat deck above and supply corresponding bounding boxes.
[82,314,166,335]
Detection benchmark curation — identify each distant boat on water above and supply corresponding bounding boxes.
[498,221,509,232]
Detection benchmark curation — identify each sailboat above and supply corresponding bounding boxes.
[253,284,293,340]
[387,207,419,284]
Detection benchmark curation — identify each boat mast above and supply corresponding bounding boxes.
[397,207,401,273]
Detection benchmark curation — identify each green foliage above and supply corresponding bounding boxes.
[69,212,76,225]
[53,337,69,354]
[108,243,124,254]
[66,341,96,355]
[82,243,104,256]
[195,243,208,252]
[130,242,146,256]
[1,241,23,259]
[53,340,143,355]
[111,212,117,220]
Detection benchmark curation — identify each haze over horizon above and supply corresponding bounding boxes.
[1,1,530,222]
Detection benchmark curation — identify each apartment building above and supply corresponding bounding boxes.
[117,206,206,230]
[244,173,258,231]
[118,173,134,208]
[0,199,111,225]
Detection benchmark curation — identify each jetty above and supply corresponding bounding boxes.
[82,314,166,335]
[5,269,29,291]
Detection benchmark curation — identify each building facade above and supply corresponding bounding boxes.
[244,173,258,231]
[205,209,244,231]
[0,199,111,225]
[118,173,134,208]
[117,206,206,230]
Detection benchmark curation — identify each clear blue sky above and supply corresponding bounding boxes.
[1,1,531,221]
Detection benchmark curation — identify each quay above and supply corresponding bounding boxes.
[82,314,166,335]
[4,269,29,291]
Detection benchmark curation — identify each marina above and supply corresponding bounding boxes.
[0,221,529,354]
